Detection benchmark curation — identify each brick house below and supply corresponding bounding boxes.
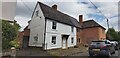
[77,15,106,45]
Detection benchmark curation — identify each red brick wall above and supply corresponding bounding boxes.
[17,29,30,47]
[77,27,106,45]
[17,32,23,47]
[23,29,30,36]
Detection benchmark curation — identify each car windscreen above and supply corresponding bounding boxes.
[91,41,105,45]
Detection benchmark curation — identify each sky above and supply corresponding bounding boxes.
[15,0,120,31]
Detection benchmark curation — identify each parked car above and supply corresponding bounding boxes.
[88,40,115,56]
[110,41,118,50]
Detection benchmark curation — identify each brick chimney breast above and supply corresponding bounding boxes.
[52,4,57,10]
[79,15,83,25]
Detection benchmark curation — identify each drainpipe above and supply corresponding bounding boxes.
[43,18,47,50]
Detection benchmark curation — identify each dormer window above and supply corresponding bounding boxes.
[36,10,39,16]
[52,21,57,29]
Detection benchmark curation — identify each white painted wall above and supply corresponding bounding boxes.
[29,3,77,49]
[45,19,77,49]
[29,3,45,47]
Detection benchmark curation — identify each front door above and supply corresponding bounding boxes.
[62,37,67,49]
[62,35,69,49]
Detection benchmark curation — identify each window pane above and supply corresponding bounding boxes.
[71,27,74,32]
[52,22,56,29]
[52,36,56,44]
[36,10,39,16]
[34,36,38,42]
[71,37,74,44]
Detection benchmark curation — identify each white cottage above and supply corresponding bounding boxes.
[28,2,81,50]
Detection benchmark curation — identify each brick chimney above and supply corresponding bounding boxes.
[79,15,83,25]
[52,4,57,10]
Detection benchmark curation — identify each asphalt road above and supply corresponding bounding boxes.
[72,50,120,57]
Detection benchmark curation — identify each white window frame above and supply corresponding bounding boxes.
[52,21,57,29]
[51,36,56,45]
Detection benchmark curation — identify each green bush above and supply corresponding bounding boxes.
[9,40,20,49]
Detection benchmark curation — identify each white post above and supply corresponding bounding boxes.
[11,47,16,58]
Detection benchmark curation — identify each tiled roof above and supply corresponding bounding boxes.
[82,20,106,30]
[38,2,81,28]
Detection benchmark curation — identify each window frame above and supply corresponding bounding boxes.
[34,36,38,42]
[52,21,57,29]
[36,10,39,16]
[51,36,56,45]
[71,26,74,32]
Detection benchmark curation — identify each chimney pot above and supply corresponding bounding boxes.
[52,4,57,10]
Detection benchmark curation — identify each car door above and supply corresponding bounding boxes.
[110,43,115,53]
[105,41,113,53]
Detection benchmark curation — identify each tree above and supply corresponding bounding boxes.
[2,20,21,49]
[106,28,120,41]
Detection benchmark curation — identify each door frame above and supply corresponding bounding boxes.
[61,35,69,49]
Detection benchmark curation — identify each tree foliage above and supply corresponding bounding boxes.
[106,28,120,41]
[2,20,21,49]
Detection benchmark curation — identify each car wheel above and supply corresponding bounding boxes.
[112,51,115,54]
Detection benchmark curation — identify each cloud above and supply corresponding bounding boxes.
[15,0,119,31]
[15,15,30,31]
[16,2,35,18]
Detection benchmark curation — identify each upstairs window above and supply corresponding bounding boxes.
[36,10,39,16]
[71,26,74,32]
[51,36,56,45]
[52,21,57,29]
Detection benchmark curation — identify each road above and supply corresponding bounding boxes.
[72,50,120,57]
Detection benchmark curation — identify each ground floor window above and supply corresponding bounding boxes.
[34,35,38,42]
[78,38,80,43]
[71,37,74,44]
[51,36,56,45]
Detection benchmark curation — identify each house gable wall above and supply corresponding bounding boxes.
[29,3,45,47]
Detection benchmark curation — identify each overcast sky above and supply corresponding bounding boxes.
[15,0,120,31]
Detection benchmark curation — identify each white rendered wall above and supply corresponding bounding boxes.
[29,3,45,47]
[45,19,77,49]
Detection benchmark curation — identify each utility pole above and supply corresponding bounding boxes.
[107,18,110,39]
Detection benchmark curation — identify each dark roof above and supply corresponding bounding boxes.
[24,26,29,30]
[82,20,106,30]
[37,2,81,28]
